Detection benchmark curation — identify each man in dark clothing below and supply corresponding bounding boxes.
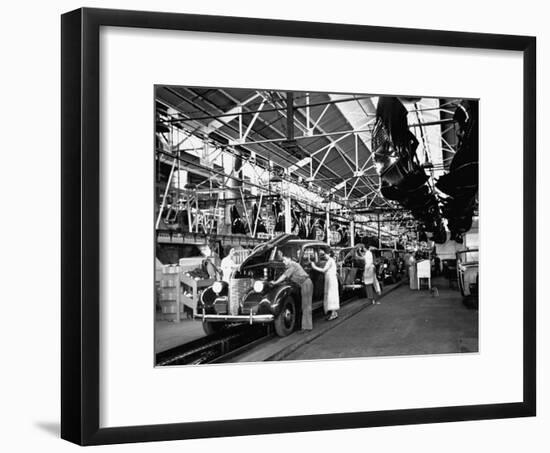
[271,255,313,330]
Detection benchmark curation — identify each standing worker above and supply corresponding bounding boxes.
[403,251,411,281]
[271,254,313,331]
[312,249,340,320]
[220,247,238,282]
[408,252,417,290]
[361,245,379,304]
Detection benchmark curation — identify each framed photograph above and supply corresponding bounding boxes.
[61,7,536,446]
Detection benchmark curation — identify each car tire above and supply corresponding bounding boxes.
[274,296,296,337]
[202,321,226,336]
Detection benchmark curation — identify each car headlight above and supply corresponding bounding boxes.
[212,281,223,294]
[253,280,265,293]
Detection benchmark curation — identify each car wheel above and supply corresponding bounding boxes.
[202,322,226,336]
[274,296,296,337]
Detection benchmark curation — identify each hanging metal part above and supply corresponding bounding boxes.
[239,189,252,234]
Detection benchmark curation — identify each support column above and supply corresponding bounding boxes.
[378,213,381,248]
[286,91,295,141]
[326,208,331,246]
[350,220,355,247]
[284,169,292,234]
[305,93,311,136]
[175,270,181,323]
[284,195,292,234]
[223,153,237,236]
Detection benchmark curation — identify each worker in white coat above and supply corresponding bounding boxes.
[220,248,238,282]
[361,245,379,304]
[312,249,340,320]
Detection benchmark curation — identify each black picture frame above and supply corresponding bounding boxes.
[61,7,536,446]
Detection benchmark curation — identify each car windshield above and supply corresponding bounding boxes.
[458,250,479,263]
[274,244,300,262]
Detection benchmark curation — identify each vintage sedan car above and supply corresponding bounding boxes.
[376,248,401,284]
[456,249,479,306]
[335,246,366,291]
[197,234,335,337]
[394,250,407,275]
[336,245,401,288]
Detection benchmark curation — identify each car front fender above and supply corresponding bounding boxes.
[243,283,297,317]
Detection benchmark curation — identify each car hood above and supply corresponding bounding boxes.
[240,233,298,268]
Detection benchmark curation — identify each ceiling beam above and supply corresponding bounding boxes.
[205,92,261,132]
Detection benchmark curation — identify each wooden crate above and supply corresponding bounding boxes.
[156,264,216,321]
[158,264,181,321]
[180,273,215,318]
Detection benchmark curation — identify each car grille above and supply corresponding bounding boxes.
[228,278,252,315]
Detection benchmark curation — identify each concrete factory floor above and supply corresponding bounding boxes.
[284,276,478,361]
[230,281,403,363]
[155,276,478,360]
[155,318,205,353]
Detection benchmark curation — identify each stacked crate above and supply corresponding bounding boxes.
[158,264,181,322]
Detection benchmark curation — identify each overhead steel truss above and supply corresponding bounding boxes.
[216,88,379,202]
[158,87,376,205]
[156,88,458,232]
[182,88,387,205]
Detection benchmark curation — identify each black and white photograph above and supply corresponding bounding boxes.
[1,0,544,449]
[154,87,479,366]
